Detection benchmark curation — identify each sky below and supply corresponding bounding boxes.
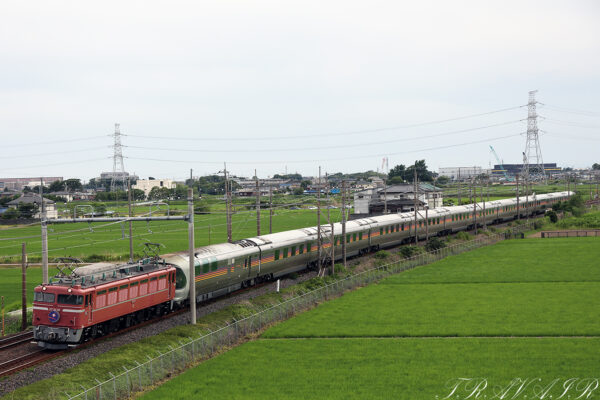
[1,0,599,182]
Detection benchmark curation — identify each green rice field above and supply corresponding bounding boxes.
[143,237,600,399]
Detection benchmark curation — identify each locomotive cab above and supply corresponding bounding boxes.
[33,284,91,349]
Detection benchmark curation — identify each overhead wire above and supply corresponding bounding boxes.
[125,105,525,142]
[126,132,523,165]
[124,120,523,153]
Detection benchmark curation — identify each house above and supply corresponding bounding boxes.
[6,193,58,219]
[352,183,443,217]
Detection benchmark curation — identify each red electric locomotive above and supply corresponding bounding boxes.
[33,258,177,349]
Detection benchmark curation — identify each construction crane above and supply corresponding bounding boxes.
[489,146,514,182]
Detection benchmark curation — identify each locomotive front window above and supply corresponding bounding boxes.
[57,294,83,305]
[34,292,55,303]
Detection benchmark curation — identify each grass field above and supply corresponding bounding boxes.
[141,237,600,399]
[0,208,341,263]
[142,338,600,400]
[0,267,59,311]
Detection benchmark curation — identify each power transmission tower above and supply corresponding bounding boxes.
[523,90,547,183]
[110,123,127,192]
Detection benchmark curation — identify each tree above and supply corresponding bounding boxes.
[388,164,407,182]
[48,180,66,193]
[148,186,171,200]
[405,160,434,183]
[17,203,38,218]
[593,163,600,170]
[436,176,450,185]
[1,208,18,220]
[292,187,304,195]
[92,202,107,215]
[300,180,311,190]
[64,179,83,192]
[132,189,146,201]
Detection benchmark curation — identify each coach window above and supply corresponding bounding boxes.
[290,246,296,256]
[211,261,218,271]
[359,232,363,240]
[275,249,280,260]
[283,248,288,258]
[299,244,304,254]
[307,242,312,253]
[353,233,357,241]
[202,260,210,274]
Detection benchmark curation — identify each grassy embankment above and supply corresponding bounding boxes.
[143,237,600,400]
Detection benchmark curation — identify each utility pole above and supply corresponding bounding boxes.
[425,206,429,243]
[413,165,418,244]
[457,168,462,205]
[383,179,388,214]
[483,180,487,230]
[473,182,478,235]
[190,168,193,182]
[317,166,322,272]
[516,174,520,220]
[187,188,196,325]
[40,178,48,284]
[255,169,260,236]
[127,177,134,263]
[269,185,273,234]
[224,163,232,243]
[341,180,347,268]
[21,243,27,331]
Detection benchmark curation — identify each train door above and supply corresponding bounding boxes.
[85,293,93,324]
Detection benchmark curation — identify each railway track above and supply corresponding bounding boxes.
[0,331,34,351]
[0,348,64,377]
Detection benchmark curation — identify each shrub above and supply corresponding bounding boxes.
[546,210,558,223]
[425,237,446,252]
[399,246,419,259]
[533,220,544,230]
[455,231,471,241]
[374,250,390,259]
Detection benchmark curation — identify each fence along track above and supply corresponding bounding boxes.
[57,223,533,400]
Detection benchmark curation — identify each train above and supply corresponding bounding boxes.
[33,191,572,348]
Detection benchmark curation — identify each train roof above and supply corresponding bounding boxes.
[171,191,574,261]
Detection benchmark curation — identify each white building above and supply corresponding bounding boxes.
[438,167,483,181]
[133,179,177,197]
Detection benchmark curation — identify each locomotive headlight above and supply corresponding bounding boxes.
[42,286,47,291]
[68,288,72,293]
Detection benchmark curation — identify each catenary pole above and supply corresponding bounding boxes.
[21,243,27,331]
[341,180,347,267]
[187,188,196,325]
[40,178,48,284]
[127,177,134,263]
[317,166,322,272]
[224,163,232,243]
[269,185,273,234]
[413,164,418,244]
[255,169,260,236]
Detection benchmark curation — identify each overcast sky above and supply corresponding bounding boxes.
[1,0,599,181]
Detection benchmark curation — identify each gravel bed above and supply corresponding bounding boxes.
[0,271,317,396]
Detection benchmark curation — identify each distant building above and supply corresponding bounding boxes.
[491,163,561,178]
[0,177,63,191]
[438,167,483,180]
[133,179,177,197]
[99,171,139,182]
[6,193,58,219]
